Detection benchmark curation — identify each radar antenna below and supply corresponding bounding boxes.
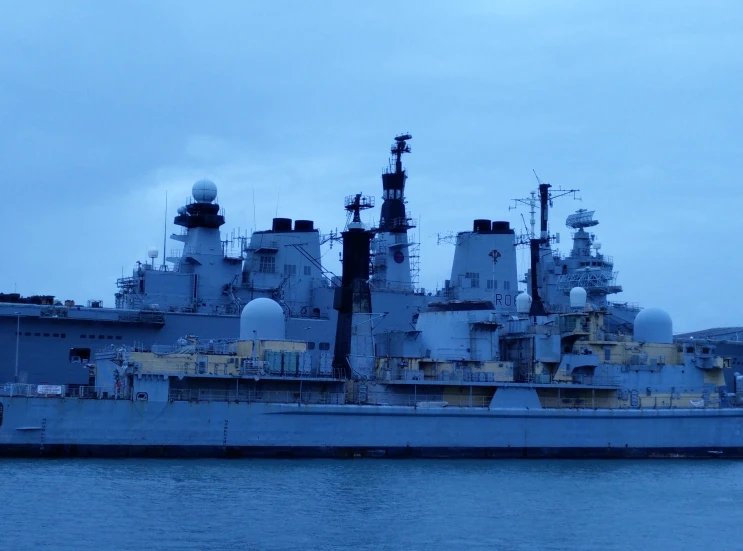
[390,134,412,174]
[344,193,375,229]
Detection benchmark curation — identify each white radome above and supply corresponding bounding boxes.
[147,247,159,259]
[516,293,532,314]
[569,286,587,309]
[192,178,218,203]
[633,307,673,344]
[240,298,285,341]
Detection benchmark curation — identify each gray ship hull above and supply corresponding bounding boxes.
[2,398,742,458]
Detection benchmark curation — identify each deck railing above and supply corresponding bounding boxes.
[0,383,727,411]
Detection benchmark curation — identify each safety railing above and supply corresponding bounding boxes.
[168,389,345,405]
[0,384,131,400]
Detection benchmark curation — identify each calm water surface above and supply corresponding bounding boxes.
[1,459,741,551]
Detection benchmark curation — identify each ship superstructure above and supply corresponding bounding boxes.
[1,206,741,459]
[371,134,417,292]
[0,136,430,386]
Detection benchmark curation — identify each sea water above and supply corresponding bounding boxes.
[1,459,741,551]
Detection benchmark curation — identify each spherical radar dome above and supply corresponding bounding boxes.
[633,307,673,344]
[516,293,532,314]
[240,298,285,341]
[192,178,218,203]
[569,286,587,309]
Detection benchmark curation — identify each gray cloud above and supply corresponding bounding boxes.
[0,0,741,332]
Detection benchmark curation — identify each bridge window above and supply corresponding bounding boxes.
[303,266,311,276]
[486,279,496,290]
[319,342,330,351]
[465,272,480,288]
[259,256,276,273]
[307,342,316,350]
[284,264,297,276]
[504,281,511,290]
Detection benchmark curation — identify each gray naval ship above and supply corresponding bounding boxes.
[0,134,523,387]
[1,190,742,458]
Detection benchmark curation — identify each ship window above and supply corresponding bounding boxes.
[43,333,50,337]
[604,348,611,361]
[89,335,95,339]
[34,332,40,336]
[115,336,122,340]
[69,347,91,363]
[504,281,511,290]
[303,266,311,276]
[465,272,480,288]
[319,342,330,351]
[81,334,86,338]
[107,336,113,340]
[307,342,316,350]
[259,256,276,273]
[53,333,59,337]
[486,279,496,290]
[284,264,297,276]
[60,333,66,338]
[24,332,31,336]
[98,335,105,339]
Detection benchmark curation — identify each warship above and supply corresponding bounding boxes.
[1,132,741,392]
[1,190,742,458]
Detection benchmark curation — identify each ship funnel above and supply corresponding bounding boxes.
[272,218,292,232]
[569,287,587,309]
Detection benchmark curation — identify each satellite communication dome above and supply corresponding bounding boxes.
[192,178,218,203]
[240,298,285,341]
[516,293,532,314]
[633,307,673,344]
[593,242,602,250]
[147,247,159,259]
[569,287,587,309]
[177,206,187,215]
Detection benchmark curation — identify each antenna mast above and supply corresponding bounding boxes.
[162,190,168,268]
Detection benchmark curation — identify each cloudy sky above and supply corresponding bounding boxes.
[0,1,740,332]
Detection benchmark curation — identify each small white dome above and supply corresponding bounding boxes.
[240,298,285,341]
[594,242,602,250]
[569,287,587,309]
[516,293,532,314]
[633,307,673,344]
[177,206,187,215]
[147,247,159,259]
[192,178,218,203]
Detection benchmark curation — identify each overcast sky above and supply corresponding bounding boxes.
[0,1,740,333]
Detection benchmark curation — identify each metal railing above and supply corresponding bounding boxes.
[168,389,345,405]
[1,384,131,400]
[363,392,491,408]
